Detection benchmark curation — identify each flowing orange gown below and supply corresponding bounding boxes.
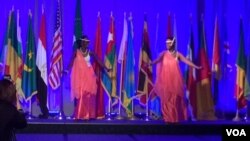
[71,50,97,120]
[154,51,188,123]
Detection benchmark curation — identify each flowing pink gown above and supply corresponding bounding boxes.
[71,50,97,120]
[154,51,188,123]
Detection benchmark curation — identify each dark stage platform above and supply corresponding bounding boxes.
[17,118,250,135]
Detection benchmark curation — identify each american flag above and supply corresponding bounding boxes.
[49,0,63,90]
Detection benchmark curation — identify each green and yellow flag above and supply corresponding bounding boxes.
[235,18,247,109]
[5,10,24,109]
[102,13,117,104]
[22,11,37,100]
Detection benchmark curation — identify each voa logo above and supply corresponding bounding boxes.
[226,129,246,136]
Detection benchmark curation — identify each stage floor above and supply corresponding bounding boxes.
[16,118,250,135]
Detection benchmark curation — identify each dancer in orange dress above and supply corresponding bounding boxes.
[149,37,202,123]
[65,35,110,120]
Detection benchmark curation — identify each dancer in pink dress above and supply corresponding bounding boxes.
[65,35,110,120]
[149,37,202,123]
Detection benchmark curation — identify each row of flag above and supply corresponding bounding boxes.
[0,8,38,110]
[185,16,250,120]
[71,2,250,120]
[1,0,250,120]
[0,1,62,112]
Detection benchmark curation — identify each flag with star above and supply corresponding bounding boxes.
[22,11,37,100]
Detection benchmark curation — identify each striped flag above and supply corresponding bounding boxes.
[196,18,216,120]
[137,15,153,106]
[235,19,247,109]
[49,0,63,90]
[36,6,49,115]
[102,12,118,105]
[5,9,24,109]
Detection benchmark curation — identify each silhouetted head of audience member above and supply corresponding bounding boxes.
[0,75,17,105]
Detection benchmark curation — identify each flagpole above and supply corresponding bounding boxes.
[233,99,241,121]
[144,90,150,121]
[57,74,65,120]
[27,99,33,119]
[104,11,114,121]
[106,96,112,120]
[57,0,64,120]
[233,107,241,121]
[129,97,137,120]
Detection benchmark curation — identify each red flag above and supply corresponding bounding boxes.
[92,13,105,119]
[36,6,48,116]
[167,13,172,38]
[196,18,216,120]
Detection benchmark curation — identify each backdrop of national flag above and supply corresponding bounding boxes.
[102,12,118,108]
[48,0,63,90]
[122,14,135,116]
[1,5,250,120]
[137,15,153,106]
[196,17,216,120]
[36,6,49,116]
[5,9,24,109]
[92,12,105,118]
[235,18,247,109]
[21,11,37,100]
